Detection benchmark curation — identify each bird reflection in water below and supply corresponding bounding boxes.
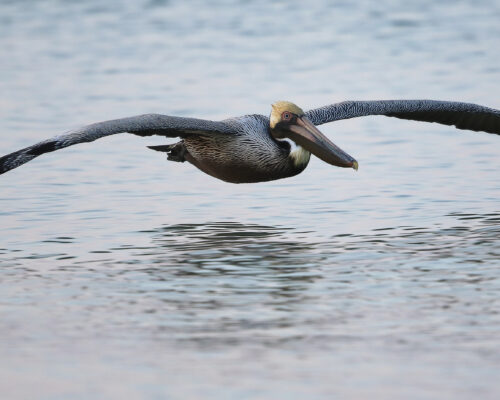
[134,222,324,307]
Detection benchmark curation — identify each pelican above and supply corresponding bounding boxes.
[1,99,499,183]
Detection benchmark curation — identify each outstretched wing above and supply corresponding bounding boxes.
[305,100,500,135]
[0,114,235,175]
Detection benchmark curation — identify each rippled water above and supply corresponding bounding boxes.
[1,1,500,399]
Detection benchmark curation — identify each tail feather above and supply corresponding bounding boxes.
[147,144,175,153]
[147,142,186,162]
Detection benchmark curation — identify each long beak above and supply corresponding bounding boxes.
[287,116,358,170]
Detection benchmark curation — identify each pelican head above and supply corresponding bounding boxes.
[270,101,358,170]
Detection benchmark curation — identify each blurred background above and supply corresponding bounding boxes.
[1,1,499,399]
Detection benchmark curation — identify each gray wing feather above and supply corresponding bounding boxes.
[0,113,234,175]
[306,100,500,135]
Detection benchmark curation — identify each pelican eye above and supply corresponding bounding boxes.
[282,111,293,121]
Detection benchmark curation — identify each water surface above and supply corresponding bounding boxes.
[1,1,499,399]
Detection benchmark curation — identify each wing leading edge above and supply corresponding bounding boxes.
[306,99,500,135]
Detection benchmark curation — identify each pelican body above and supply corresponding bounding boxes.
[157,114,310,183]
[1,99,499,183]
[153,102,356,183]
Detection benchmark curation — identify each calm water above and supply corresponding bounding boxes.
[1,1,500,399]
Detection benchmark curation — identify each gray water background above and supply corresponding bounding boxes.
[1,0,499,398]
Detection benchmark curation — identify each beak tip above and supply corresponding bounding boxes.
[352,160,359,171]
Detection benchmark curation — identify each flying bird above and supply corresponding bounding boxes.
[1,99,499,183]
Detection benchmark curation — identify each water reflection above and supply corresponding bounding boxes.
[103,212,500,321]
[96,213,499,350]
[3,212,499,274]
[150,222,320,268]
[121,222,323,310]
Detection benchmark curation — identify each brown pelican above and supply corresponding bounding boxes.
[1,100,499,183]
